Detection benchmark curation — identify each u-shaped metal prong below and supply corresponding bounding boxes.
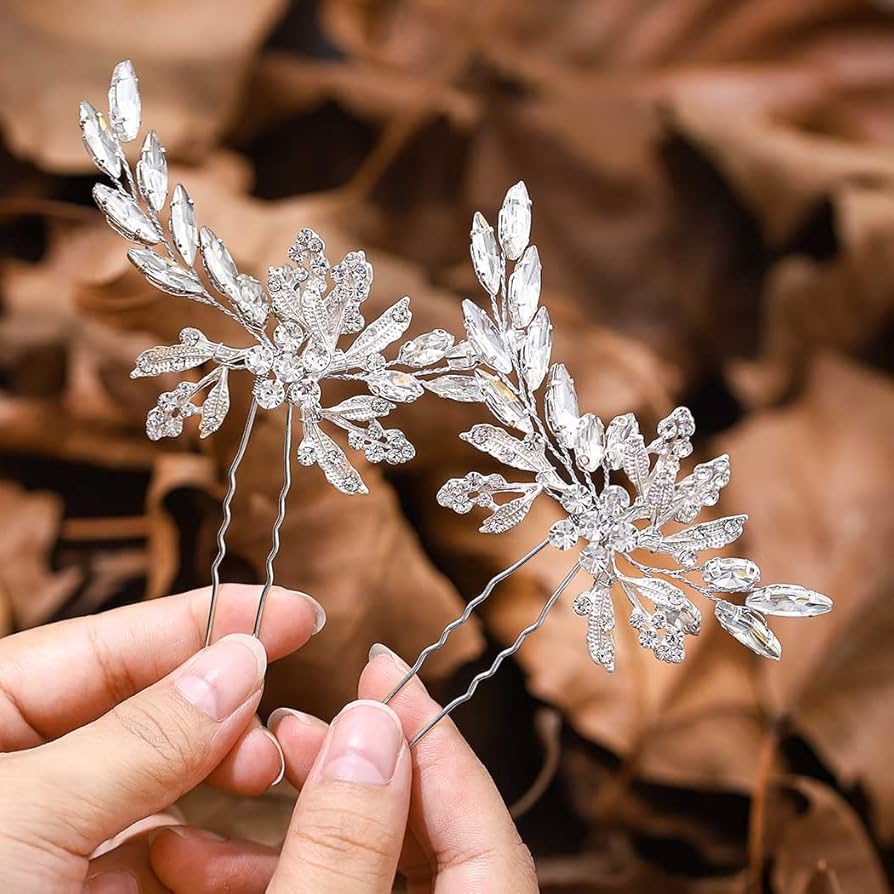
[252,402,294,638]
[205,398,259,647]
[382,537,551,705]
[409,562,580,747]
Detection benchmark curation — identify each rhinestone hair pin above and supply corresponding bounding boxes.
[80,61,463,644]
[385,181,833,746]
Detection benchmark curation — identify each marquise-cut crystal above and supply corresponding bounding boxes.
[200,227,240,301]
[470,211,501,295]
[423,375,483,402]
[702,557,760,592]
[498,181,531,261]
[446,340,478,370]
[79,101,121,179]
[715,601,782,660]
[169,184,198,266]
[137,130,167,212]
[745,585,832,618]
[574,413,605,472]
[476,371,533,433]
[462,300,512,374]
[521,306,551,389]
[366,370,424,403]
[398,329,455,366]
[108,59,141,141]
[508,245,541,329]
[127,249,204,296]
[545,363,579,448]
[92,184,159,244]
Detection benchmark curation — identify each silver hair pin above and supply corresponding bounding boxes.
[385,181,833,747]
[80,61,463,644]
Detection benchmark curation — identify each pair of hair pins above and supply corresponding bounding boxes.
[82,62,832,747]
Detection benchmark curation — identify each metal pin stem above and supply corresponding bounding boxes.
[253,403,294,638]
[383,537,551,705]
[204,398,258,647]
[409,562,580,748]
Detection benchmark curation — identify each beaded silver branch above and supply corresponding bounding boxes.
[81,61,458,642]
[386,181,833,745]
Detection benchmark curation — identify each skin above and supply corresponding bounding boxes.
[0,585,538,893]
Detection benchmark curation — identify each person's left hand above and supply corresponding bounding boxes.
[0,583,324,892]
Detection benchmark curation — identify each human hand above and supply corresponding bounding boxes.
[0,584,324,892]
[150,644,539,893]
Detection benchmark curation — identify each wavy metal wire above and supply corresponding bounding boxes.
[410,562,581,747]
[253,403,294,638]
[204,398,258,647]
[383,537,551,705]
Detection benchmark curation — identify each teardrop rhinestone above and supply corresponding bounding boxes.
[521,306,552,389]
[92,184,159,244]
[745,585,832,618]
[470,211,501,295]
[498,181,531,261]
[715,601,782,660]
[170,184,198,266]
[574,413,605,472]
[79,101,121,179]
[137,130,167,212]
[702,557,761,592]
[545,363,579,448]
[476,371,533,433]
[200,226,240,301]
[508,245,541,328]
[127,249,205,296]
[462,300,512,374]
[108,59,141,142]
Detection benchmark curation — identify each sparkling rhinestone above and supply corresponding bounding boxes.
[179,327,202,346]
[297,442,316,465]
[600,485,631,514]
[245,345,274,375]
[162,416,183,438]
[572,593,593,616]
[608,521,638,553]
[274,321,304,351]
[302,345,330,373]
[254,377,285,409]
[702,557,760,592]
[273,351,304,383]
[364,353,386,372]
[560,485,592,514]
[579,543,609,574]
[366,443,386,463]
[157,391,179,412]
[548,518,579,550]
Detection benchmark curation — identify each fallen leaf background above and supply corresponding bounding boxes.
[1,1,893,890]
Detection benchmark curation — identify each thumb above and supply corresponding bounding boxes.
[8,633,266,855]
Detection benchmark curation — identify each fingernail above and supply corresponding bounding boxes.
[267,706,322,733]
[260,728,286,786]
[84,870,138,893]
[175,633,267,720]
[164,826,226,841]
[369,642,410,672]
[322,700,404,785]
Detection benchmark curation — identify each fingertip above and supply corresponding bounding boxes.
[267,707,328,789]
[206,724,284,796]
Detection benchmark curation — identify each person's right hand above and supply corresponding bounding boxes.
[150,645,539,893]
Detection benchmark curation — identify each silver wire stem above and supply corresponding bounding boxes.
[252,403,294,638]
[204,398,258,647]
[410,562,580,747]
[383,537,551,705]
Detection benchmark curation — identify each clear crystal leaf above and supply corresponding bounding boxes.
[445,340,478,370]
[521,306,551,389]
[343,298,412,364]
[476,370,533,433]
[508,245,541,329]
[604,413,639,469]
[365,369,424,403]
[321,395,395,422]
[469,211,501,295]
[79,101,121,179]
[108,60,141,142]
[480,489,539,534]
[462,300,512,374]
[715,601,781,660]
[92,184,159,244]
[745,584,832,617]
[545,363,579,448]
[660,515,748,554]
[586,593,615,672]
[498,181,532,261]
[130,341,215,378]
[199,369,230,438]
[137,130,167,213]
[302,419,368,495]
[398,329,455,366]
[199,227,240,302]
[127,249,205,297]
[169,184,198,266]
[422,375,483,402]
[460,424,551,473]
[574,413,605,472]
[702,557,761,592]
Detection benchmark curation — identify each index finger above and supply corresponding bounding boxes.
[358,647,538,892]
[0,584,324,750]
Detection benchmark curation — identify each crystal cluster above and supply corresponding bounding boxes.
[81,61,456,495]
[428,181,833,671]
